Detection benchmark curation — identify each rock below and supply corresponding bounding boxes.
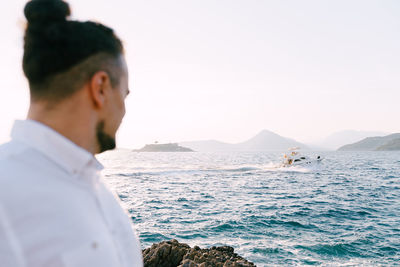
[142,239,255,267]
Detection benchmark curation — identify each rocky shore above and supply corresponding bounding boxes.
[142,239,255,267]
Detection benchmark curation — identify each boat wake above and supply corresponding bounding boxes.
[261,162,322,173]
[112,161,321,178]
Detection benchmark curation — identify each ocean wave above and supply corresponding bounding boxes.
[265,219,320,230]
[295,242,364,257]
[139,232,172,243]
[208,220,247,233]
[320,208,373,220]
[174,232,208,240]
[251,247,294,256]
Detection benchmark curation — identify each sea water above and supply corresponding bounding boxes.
[98,150,400,266]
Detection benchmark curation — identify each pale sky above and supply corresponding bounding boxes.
[1,0,399,148]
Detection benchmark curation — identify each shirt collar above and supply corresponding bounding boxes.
[11,120,103,175]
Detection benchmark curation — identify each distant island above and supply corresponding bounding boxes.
[338,133,400,151]
[133,143,194,152]
[315,130,389,150]
[376,138,400,151]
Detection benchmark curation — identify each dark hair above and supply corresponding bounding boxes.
[23,0,124,101]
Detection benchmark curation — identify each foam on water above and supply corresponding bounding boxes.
[265,164,318,173]
[98,150,400,266]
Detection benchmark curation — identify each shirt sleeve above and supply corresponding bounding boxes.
[0,204,26,267]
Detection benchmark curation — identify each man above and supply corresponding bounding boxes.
[0,0,143,266]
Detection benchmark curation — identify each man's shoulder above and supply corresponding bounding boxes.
[0,140,43,184]
[0,140,30,165]
[0,140,28,159]
[0,141,32,182]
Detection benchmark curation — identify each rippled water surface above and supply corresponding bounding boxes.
[98,150,400,266]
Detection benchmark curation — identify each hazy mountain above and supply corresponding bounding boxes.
[234,130,307,151]
[338,133,400,151]
[315,130,388,150]
[375,138,400,151]
[180,130,307,152]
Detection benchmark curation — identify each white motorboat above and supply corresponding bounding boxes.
[281,147,322,167]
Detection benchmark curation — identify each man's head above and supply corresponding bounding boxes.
[23,0,129,153]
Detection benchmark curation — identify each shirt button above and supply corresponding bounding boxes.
[92,242,98,249]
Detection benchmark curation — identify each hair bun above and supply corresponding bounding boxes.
[24,0,70,24]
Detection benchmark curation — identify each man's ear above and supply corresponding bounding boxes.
[89,71,111,109]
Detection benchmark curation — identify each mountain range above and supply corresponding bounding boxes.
[338,133,400,151]
[177,129,398,152]
[180,130,308,152]
[313,130,388,150]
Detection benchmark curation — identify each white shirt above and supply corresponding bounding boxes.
[0,120,143,267]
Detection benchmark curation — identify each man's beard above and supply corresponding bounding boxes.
[96,121,116,153]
